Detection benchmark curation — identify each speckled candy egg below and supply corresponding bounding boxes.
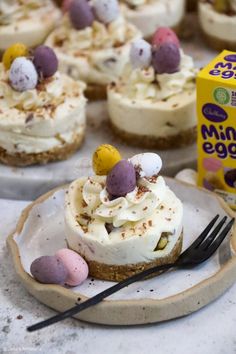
[106,160,136,197]
[129,153,162,178]
[224,169,236,188]
[3,43,28,70]
[33,46,58,78]
[130,39,152,69]
[93,144,122,176]
[152,42,180,74]
[93,0,119,24]
[69,0,94,30]
[9,57,38,92]
[152,27,180,48]
[30,256,68,285]
[56,249,89,287]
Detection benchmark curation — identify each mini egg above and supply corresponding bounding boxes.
[93,144,122,176]
[129,153,162,178]
[69,0,94,30]
[130,39,152,69]
[9,57,38,92]
[152,42,180,74]
[175,169,197,186]
[33,45,58,78]
[106,160,136,197]
[152,27,180,48]
[3,43,28,70]
[203,157,222,173]
[224,169,236,188]
[93,0,119,24]
[62,0,73,12]
[55,249,89,287]
[30,256,68,285]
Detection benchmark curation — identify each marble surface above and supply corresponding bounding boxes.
[1,199,236,354]
[0,14,217,201]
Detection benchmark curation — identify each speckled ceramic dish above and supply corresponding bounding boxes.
[7,178,236,326]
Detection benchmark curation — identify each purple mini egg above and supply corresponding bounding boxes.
[69,0,94,30]
[33,45,58,78]
[152,42,180,74]
[224,169,236,188]
[106,160,136,197]
[30,256,68,285]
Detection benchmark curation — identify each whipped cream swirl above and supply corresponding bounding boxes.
[123,0,148,6]
[53,15,138,53]
[81,175,167,227]
[0,64,85,111]
[0,0,49,25]
[120,50,197,101]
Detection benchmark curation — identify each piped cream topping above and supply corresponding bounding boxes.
[0,0,53,25]
[65,175,183,265]
[118,50,197,101]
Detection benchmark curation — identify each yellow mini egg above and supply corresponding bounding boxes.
[93,144,121,176]
[3,43,28,70]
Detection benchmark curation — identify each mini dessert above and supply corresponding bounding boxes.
[65,146,183,281]
[46,0,141,100]
[107,28,197,150]
[0,43,86,167]
[199,0,236,51]
[0,0,61,53]
[120,0,186,40]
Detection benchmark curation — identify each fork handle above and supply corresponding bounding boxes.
[27,262,176,332]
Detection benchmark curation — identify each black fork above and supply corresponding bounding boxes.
[27,215,235,332]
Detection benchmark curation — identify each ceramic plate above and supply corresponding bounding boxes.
[7,178,236,325]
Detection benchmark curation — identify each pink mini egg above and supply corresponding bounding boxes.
[55,249,89,286]
[62,0,73,12]
[203,157,222,172]
[152,27,180,48]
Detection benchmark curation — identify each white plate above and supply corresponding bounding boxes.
[7,178,236,325]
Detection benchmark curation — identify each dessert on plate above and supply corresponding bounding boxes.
[46,0,141,100]
[0,43,86,167]
[0,0,61,53]
[65,145,184,281]
[120,0,186,40]
[199,0,236,51]
[107,28,198,150]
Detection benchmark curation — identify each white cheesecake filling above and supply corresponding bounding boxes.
[65,175,183,265]
[0,0,61,51]
[107,50,197,137]
[121,0,185,38]
[0,66,86,154]
[46,16,141,85]
[199,2,236,42]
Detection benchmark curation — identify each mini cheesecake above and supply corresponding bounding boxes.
[0,0,61,53]
[65,149,183,281]
[46,0,141,100]
[0,45,86,167]
[199,0,236,51]
[107,29,197,150]
[120,0,186,40]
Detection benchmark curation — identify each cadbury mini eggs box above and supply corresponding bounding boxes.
[197,50,236,210]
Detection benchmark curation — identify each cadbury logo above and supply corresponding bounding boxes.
[224,54,236,62]
[202,104,228,123]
